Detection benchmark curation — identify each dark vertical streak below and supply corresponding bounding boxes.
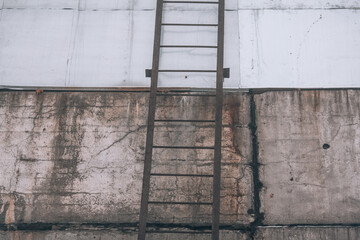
[249,90,263,239]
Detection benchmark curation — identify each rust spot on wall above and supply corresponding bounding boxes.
[5,196,15,224]
[0,194,25,225]
[225,95,244,158]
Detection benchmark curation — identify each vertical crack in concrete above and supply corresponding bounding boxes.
[249,90,263,239]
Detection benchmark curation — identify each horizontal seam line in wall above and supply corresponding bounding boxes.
[2,7,360,11]
[0,8,156,11]
[237,7,360,10]
[2,223,360,232]
[0,223,250,231]
[3,88,360,93]
[259,224,360,228]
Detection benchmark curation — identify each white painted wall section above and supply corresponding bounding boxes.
[0,9,75,86]
[239,10,360,88]
[0,0,359,88]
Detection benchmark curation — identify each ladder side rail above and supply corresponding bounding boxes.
[138,0,164,239]
[212,0,225,239]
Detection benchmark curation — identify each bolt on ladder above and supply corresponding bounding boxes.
[138,0,227,239]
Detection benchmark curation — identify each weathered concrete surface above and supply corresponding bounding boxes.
[255,227,360,240]
[0,230,248,240]
[150,93,253,224]
[256,90,360,225]
[1,227,360,240]
[0,91,252,227]
[1,89,360,239]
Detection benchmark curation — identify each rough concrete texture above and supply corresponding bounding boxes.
[0,230,248,240]
[1,89,360,239]
[256,90,360,225]
[256,227,360,240]
[0,91,252,227]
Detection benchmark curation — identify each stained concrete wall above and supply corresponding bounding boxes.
[0,91,252,239]
[257,90,360,225]
[0,89,360,239]
[256,227,360,240]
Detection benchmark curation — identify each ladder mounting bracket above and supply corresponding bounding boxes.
[145,69,152,78]
[223,68,230,78]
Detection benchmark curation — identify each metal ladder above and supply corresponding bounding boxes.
[138,0,226,239]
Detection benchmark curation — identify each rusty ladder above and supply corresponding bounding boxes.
[138,0,227,239]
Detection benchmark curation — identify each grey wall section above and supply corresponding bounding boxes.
[0,91,252,239]
[0,230,248,240]
[257,90,360,225]
[0,89,360,239]
[256,227,360,240]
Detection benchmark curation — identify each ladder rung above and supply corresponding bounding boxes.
[154,119,215,123]
[158,70,216,73]
[151,173,213,177]
[147,230,212,234]
[162,23,218,27]
[164,1,219,4]
[160,45,217,48]
[157,93,216,97]
[153,146,215,149]
[149,201,212,205]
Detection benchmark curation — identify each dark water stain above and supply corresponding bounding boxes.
[249,90,264,239]
[49,94,88,193]
[313,90,321,112]
[30,93,90,222]
[225,94,244,223]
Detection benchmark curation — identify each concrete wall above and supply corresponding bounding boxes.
[257,90,360,225]
[0,0,360,88]
[0,89,360,239]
